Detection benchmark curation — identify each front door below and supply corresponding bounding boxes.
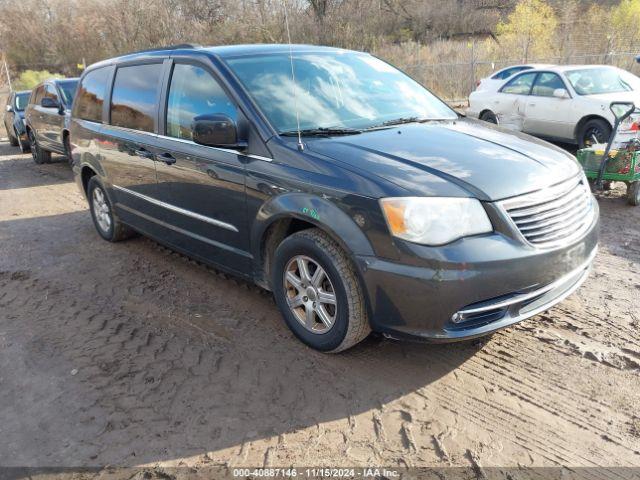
[523,72,574,140]
[153,61,250,273]
[41,84,65,150]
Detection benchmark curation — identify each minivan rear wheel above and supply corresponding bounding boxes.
[87,177,134,242]
[29,130,51,164]
[272,228,370,352]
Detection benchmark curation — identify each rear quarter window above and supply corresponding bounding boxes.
[74,68,111,122]
[110,63,163,133]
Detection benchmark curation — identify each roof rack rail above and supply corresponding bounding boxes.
[123,43,202,56]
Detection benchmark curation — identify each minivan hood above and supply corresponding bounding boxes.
[306,118,581,200]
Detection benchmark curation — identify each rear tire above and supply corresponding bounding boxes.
[578,118,611,149]
[7,127,18,146]
[29,129,51,164]
[628,181,640,206]
[64,134,73,165]
[272,228,370,352]
[480,110,498,124]
[87,177,134,242]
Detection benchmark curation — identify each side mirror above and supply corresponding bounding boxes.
[192,114,246,149]
[553,88,569,99]
[610,101,635,122]
[5,104,13,112]
[41,97,60,109]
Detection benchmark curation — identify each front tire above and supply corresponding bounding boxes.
[272,228,370,352]
[578,118,611,149]
[87,177,134,242]
[29,129,51,164]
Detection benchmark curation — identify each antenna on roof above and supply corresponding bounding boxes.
[284,3,304,151]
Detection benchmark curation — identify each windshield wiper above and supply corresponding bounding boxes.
[363,116,431,130]
[280,127,362,137]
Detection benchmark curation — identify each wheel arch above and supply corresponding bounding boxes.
[80,164,98,196]
[479,109,497,122]
[251,193,375,290]
[574,114,612,143]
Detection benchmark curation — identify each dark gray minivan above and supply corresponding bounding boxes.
[69,44,598,352]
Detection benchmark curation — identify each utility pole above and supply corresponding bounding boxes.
[2,54,11,91]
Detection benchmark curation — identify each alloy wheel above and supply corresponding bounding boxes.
[92,187,112,233]
[283,255,337,334]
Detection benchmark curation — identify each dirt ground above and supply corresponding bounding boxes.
[0,140,639,476]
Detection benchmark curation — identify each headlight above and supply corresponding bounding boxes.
[380,197,492,246]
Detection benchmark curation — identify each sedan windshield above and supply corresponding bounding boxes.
[58,80,78,107]
[566,67,638,95]
[225,52,456,133]
[14,92,30,111]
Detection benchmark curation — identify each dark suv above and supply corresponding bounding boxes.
[3,90,31,152]
[25,78,78,163]
[70,45,598,352]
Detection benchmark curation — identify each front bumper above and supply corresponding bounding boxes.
[355,203,599,341]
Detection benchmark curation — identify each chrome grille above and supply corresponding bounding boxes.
[499,175,595,249]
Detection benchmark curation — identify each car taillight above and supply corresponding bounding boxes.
[630,122,639,131]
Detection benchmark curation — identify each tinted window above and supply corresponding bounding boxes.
[532,72,566,97]
[75,68,111,122]
[44,84,59,102]
[110,64,163,132]
[58,80,78,107]
[501,72,537,95]
[226,52,456,133]
[493,66,531,80]
[15,93,30,111]
[32,86,44,104]
[166,64,237,140]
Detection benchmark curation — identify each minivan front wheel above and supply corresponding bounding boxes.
[87,177,133,242]
[272,228,370,352]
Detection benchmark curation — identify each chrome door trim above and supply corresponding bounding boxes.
[156,133,273,162]
[112,185,239,232]
[116,203,251,258]
[101,124,272,162]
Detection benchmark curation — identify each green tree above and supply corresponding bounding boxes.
[495,0,558,61]
[611,0,640,52]
[14,70,65,90]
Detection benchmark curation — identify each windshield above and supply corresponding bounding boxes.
[14,92,30,111]
[58,80,78,106]
[225,52,456,133]
[566,67,638,95]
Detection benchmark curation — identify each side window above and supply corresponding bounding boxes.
[492,66,529,80]
[500,72,537,95]
[32,86,44,105]
[166,63,237,140]
[74,68,111,122]
[110,63,163,133]
[531,73,566,97]
[44,84,59,102]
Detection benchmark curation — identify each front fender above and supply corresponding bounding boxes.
[251,192,375,266]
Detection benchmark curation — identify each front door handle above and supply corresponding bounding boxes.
[134,148,155,159]
[158,152,176,165]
